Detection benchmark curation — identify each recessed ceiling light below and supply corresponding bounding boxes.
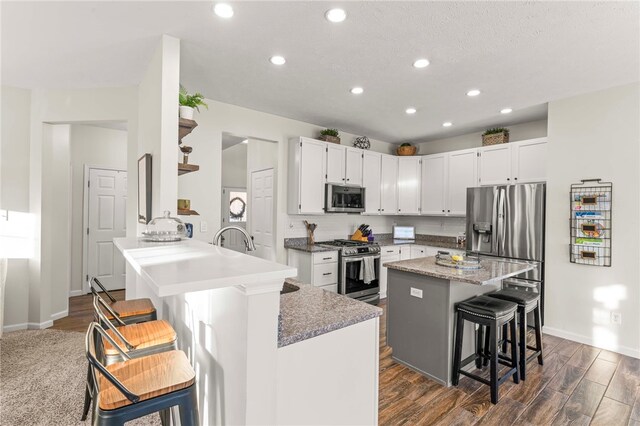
[413,59,430,68]
[442,122,453,127]
[500,108,513,114]
[213,3,234,18]
[325,8,347,23]
[405,108,417,114]
[466,89,481,97]
[350,87,364,95]
[269,55,286,65]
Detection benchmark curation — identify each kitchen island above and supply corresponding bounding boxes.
[115,238,381,425]
[384,256,535,386]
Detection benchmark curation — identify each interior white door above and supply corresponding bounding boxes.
[421,153,447,216]
[250,168,276,261]
[87,168,127,291]
[345,147,363,186]
[362,151,382,214]
[221,187,248,253]
[326,144,346,184]
[447,149,478,216]
[479,144,511,185]
[397,157,421,215]
[511,138,547,183]
[380,155,398,215]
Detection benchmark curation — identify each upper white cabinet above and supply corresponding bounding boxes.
[397,157,421,215]
[345,148,364,186]
[421,153,447,215]
[511,138,547,183]
[447,149,478,216]
[380,155,398,215]
[478,138,547,185]
[288,137,327,214]
[478,144,511,186]
[362,151,382,215]
[326,145,364,186]
[326,144,346,184]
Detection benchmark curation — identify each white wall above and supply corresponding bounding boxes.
[417,119,548,155]
[222,143,247,188]
[69,124,127,295]
[0,86,31,330]
[545,82,640,357]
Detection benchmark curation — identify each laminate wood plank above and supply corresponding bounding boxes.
[628,419,640,426]
[475,397,527,426]
[408,388,468,425]
[379,396,419,425]
[591,397,632,426]
[632,399,640,421]
[605,371,640,406]
[543,334,566,353]
[551,411,591,426]
[547,364,587,395]
[566,345,600,369]
[515,387,569,425]
[432,406,479,426]
[553,340,583,359]
[619,358,640,377]
[554,378,606,422]
[584,358,618,386]
[598,349,622,364]
[459,374,518,418]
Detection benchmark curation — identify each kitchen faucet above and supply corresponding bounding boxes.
[212,226,256,251]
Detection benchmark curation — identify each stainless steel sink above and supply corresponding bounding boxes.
[281,282,300,295]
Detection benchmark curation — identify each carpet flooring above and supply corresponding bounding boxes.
[0,329,160,425]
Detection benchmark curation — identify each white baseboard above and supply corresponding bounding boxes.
[543,326,640,359]
[50,309,68,321]
[69,289,83,297]
[28,320,53,329]
[2,319,54,333]
[3,322,28,333]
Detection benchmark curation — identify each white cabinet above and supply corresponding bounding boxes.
[447,149,478,216]
[421,153,447,215]
[397,157,422,215]
[345,148,364,186]
[410,245,427,258]
[478,144,511,186]
[362,151,382,215]
[288,137,327,214]
[380,155,398,215]
[326,144,346,184]
[287,249,339,293]
[399,245,411,260]
[511,138,547,183]
[478,138,548,186]
[380,246,400,299]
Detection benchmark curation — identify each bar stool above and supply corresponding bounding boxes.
[81,296,177,421]
[486,288,543,380]
[91,278,157,325]
[452,295,520,404]
[85,322,199,426]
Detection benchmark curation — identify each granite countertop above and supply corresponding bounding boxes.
[383,256,535,285]
[278,278,382,347]
[375,233,464,251]
[284,238,337,253]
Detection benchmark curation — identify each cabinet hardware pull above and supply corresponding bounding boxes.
[322,272,332,276]
[386,250,394,253]
[322,257,332,260]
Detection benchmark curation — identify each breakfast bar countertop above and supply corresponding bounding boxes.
[383,256,536,285]
[278,278,382,347]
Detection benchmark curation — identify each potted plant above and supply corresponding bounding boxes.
[482,127,510,146]
[179,86,208,120]
[318,128,341,144]
[396,142,417,156]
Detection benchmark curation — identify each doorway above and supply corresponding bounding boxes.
[221,187,248,252]
[250,168,276,261]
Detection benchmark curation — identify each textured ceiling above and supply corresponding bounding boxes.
[2,2,639,143]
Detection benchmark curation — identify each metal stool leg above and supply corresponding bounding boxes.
[452,311,464,386]
[81,364,93,421]
[179,386,200,426]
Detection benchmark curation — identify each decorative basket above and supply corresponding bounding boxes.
[353,136,370,150]
[482,132,510,146]
[319,135,341,144]
[396,145,417,156]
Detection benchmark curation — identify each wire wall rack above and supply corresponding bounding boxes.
[570,179,612,266]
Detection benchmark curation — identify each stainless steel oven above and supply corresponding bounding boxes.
[340,254,381,303]
[325,184,366,213]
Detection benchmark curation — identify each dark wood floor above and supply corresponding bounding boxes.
[52,293,640,425]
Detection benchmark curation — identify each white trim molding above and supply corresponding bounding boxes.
[543,326,640,359]
[50,309,68,321]
[69,289,83,297]
[3,320,54,333]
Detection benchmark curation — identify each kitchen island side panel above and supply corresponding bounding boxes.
[386,269,499,385]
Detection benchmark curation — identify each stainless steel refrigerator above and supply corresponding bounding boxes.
[466,183,546,320]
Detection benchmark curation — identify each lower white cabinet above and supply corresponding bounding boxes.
[399,245,411,260]
[287,250,339,292]
[380,246,401,299]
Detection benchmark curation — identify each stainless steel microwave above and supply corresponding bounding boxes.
[325,184,366,213]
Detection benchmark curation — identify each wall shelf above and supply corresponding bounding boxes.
[177,208,199,216]
[178,163,200,176]
[179,118,198,144]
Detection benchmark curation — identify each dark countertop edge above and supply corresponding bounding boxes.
[278,309,383,348]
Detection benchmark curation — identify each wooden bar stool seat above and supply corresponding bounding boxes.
[103,320,177,358]
[98,350,195,411]
[91,278,157,325]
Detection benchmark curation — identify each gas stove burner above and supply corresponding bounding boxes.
[317,239,380,256]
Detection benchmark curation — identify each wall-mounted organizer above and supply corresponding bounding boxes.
[570,179,612,266]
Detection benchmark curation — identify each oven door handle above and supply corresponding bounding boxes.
[343,255,381,263]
